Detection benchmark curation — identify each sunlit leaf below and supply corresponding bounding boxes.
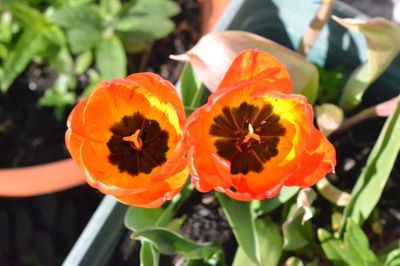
[95,35,126,79]
[316,177,351,207]
[179,63,204,113]
[340,102,400,230]
[170,31,319,103]
[255,218,282,266]
[319,220,379,266]
[333,16,400,110]
[285,257,305,266]
[232,247,257,266]
[99,0,121,17]
[385,249,400,266]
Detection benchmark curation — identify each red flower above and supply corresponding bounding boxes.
[65,73,188,208]
[185,49,336,201]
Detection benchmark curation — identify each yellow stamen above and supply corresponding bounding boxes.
[243,124,260,143]
[123,129,143,150]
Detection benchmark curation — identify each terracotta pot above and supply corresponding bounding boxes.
[0,159,86,197]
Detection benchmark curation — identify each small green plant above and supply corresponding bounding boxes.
[0,0,180,116]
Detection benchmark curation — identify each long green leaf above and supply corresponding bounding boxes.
[133,227,221,260]
[140,242,159,266]
[340,102,400,231]
[255,218,282,266]
[179,63,204,113]
[95,35,126,79]
[232,247,257,266]
[216,193,258,264]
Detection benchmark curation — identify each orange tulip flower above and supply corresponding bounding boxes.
[185,49,336,201]
[65,73,189,208]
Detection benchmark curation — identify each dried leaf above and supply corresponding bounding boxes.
[299,0,334,56]
[315,103,343,136]
[170,31,319,103]
[333,16,400,110]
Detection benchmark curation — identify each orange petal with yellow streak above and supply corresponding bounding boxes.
[217,49,292,93]
[284,128,336,187]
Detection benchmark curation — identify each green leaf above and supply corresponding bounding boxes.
[75,50,93,74]
[333,16,400,110]
[115,14,174,40]
[318,220,380,266]
[66,25,102,54]
[170,31,319,103]
[258,186,299,214]
[385,249,400,266]
[125,0,181,17]
[39,74,77,119]
[124,208,163,232]
[255,218,282,266]
[232,247,257,266]
[95,35,126,79]
[133,227,222,260]
[179,63,204,113]
[1,30,46,92]
[100,0,121,17]
[140,242,159,266]
[340,102,400,230]
[50,4,103,29]
[282,204,313,251]
[216,193,258,265]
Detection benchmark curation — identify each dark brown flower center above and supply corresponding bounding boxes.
[107,112,169,176]
[210,102,286,175]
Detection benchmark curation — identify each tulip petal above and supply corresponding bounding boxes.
[170,31,319,103]
[218,49,292,93]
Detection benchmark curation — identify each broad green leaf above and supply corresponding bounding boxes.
[179,63,204,113]
[216,193,258,265]
[140,242,159,266]
[385,249,400,266]
[1,30,46,92]
[124,208,163,232]
[170,31,319,103]
[100,0,121,17]
[115,14,174,40]
[340,102,400,230]
[255,218,282,266]
[133,227,222,260]
[0,11,13,43]
[258,186,299,214]
[0,43,8,60]
[75,50,93,74]
[50,4,103,29]
[333,16,400,110]
[318,220,380,266]
[8,2,45,27]
[282,188,316,250]
[125,0,181,17]
[232,247,257,266]
[282,204,313,251]
[66,25,102,54]
[95,35,126,79]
